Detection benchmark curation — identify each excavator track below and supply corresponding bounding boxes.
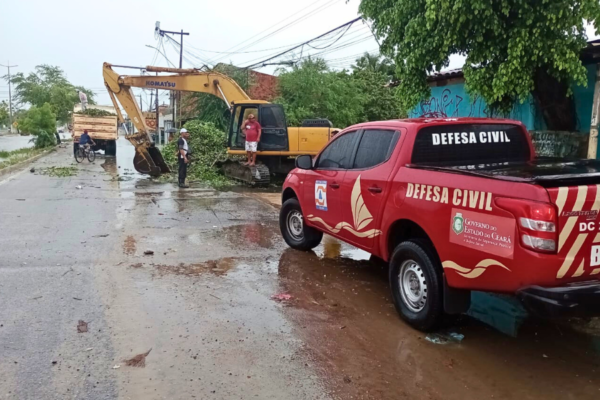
[218,160,270,186]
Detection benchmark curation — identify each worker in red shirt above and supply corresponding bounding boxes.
[242,113,261,166]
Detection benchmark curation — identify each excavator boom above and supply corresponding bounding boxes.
[102,62,251,176]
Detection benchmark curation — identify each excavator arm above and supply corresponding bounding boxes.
[102,62,251,176]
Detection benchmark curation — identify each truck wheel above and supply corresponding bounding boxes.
[389,239,443,331]
[280,198,323,251]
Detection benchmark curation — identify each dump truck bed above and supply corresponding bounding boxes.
[72,114,118,140]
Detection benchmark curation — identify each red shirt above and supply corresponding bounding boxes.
[244,120,261,142]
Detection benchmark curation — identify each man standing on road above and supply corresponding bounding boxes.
[242,114,261,166]
[178,128,190,189]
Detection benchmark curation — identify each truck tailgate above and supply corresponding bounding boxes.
[548,185,600,279]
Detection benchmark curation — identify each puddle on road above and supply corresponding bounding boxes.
[216,222,281,249]
[271,247,600,399]
[152,257,242,277]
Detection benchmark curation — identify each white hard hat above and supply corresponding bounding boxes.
[180,128,188,133]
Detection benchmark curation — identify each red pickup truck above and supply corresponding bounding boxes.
[279,118,600,331]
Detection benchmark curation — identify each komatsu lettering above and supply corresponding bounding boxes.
[146,81,176,88]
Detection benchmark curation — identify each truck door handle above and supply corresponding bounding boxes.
[329,183,340,189]
[368,186,382,193]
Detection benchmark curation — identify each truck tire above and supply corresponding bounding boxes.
[105,140,116,156]
[389,239,444,331]
[280,198,323,251]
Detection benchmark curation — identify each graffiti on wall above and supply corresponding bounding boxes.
[409,87,534,123]
[530,131,588,158]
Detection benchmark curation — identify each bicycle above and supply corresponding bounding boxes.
[75,144,96,163]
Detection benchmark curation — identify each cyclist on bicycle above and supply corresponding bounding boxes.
[79,130,95,150]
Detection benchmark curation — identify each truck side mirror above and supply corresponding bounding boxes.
[295,155,313,170]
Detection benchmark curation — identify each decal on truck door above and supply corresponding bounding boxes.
[449,209,515,259]
[315,180,328,211]
[307,175,382,238]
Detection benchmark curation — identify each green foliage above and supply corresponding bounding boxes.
[276,56,404,127]
[275,58,365,127]
[162,120,232,187]
[182,64,250,131]
[75,108,115,117]
[360,0,600,115]
[0,147,49,170]
[19,103,57,137]
[0,101,9,126]
[29,131,57,149]
[39,166,77,177]
[351,53,405,121]
[9,65,95,123]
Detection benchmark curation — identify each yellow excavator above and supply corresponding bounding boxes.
[103,63,334,185]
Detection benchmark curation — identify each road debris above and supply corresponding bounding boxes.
[124,348,152,367]
[73,297,83,301]
[39,166,78,177]
[62,267,74,276]
[30,167,35,173]
[209,294,222,300]
[76,185,82,190]
[130,263,143,269]
[425,332,464,345]
[144,250,154,255]
[271,293,292,302]
[85,348,93,352]
[343,376,352,384]
[112,365,120,369]
[77,320,88,333]
[93,234,109,238]
[32,296,43,300]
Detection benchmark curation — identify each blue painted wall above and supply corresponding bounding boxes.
[410,64,597,133]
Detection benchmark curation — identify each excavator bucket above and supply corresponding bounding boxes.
[133,146,170,177]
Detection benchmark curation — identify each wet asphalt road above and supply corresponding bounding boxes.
[1,138,600,399]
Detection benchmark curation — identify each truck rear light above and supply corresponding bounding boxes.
[522,234,556,252]
[520,217,556,232]
[496,197,557,254]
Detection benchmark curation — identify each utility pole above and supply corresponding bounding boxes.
[154,23,189,128]
[0,61,17,134]
[155,72,160,144]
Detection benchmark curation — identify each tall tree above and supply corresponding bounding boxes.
[276,58,365,127]
[360,0,600,130]
[351,53,405,121]
[9,65,95,124]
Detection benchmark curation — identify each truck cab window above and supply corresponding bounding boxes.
[352,130,399,169]
[315,131,358,169]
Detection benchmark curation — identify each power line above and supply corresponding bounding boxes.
[209,0,339,64]
[223,0,341,57]
[244,17,362,69]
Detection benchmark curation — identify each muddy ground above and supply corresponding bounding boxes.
[0,138,599,399]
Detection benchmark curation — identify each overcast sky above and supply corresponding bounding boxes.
[1,0,597,109]
[0,0,378,107]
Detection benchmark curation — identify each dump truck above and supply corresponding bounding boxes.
[71,104,118,156]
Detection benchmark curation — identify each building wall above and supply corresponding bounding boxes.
[410,64,596,130]
[408,64,598,157]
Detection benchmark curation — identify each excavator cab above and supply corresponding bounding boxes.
[228,103,289,152]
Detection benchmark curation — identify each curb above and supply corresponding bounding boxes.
[0,148,56,179]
